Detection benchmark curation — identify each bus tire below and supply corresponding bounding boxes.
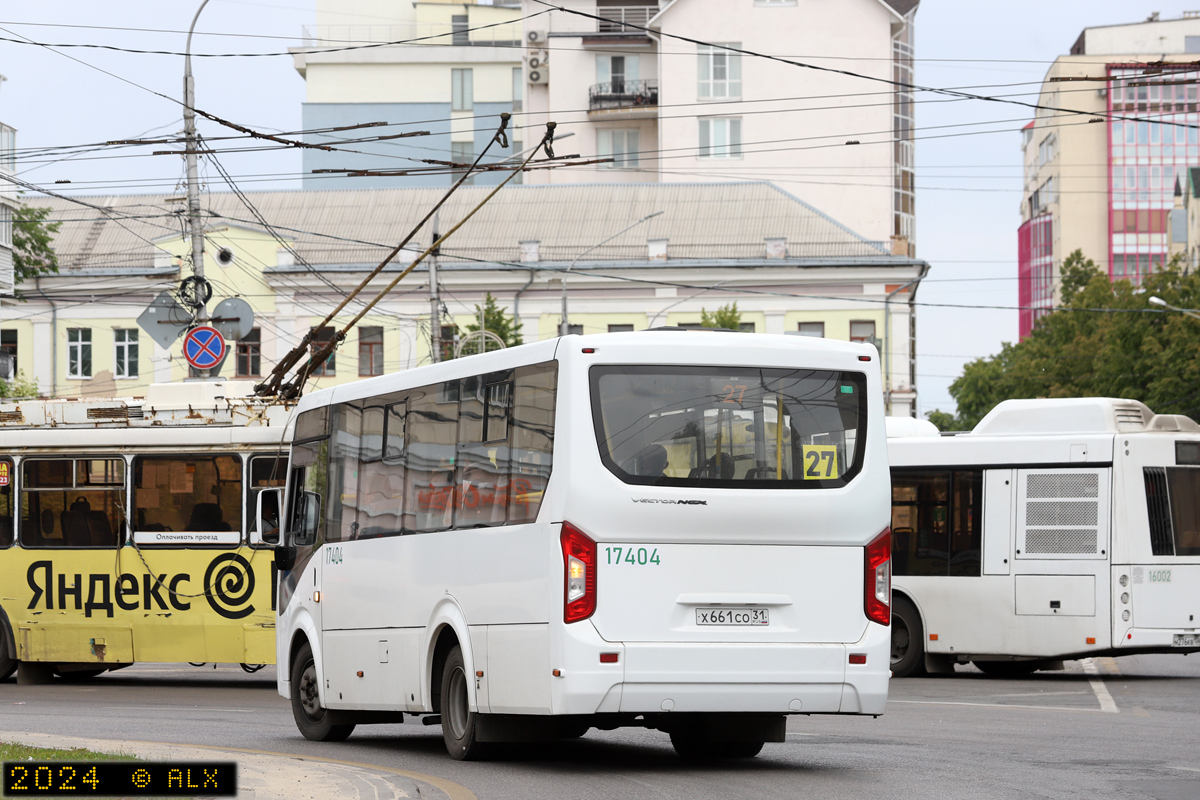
[290,642,355,742]
[669,730,763,760]
[890,596,926,678]
[440,645,489,760]
[0,635,15,680]
[972,660,1042,677]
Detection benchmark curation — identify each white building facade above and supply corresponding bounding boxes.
[519,0,918,250]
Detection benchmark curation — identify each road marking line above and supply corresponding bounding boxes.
[1170,766,1200,774]
[892,700,1109,713]
[1080,658,1119,713]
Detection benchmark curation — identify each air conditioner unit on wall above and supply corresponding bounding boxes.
[528,65,549,85]
[528,52,547,70]
[527,29,547,45]
[527,50,548,84]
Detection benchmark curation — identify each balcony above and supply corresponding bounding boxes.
[589,79,659,116]
[596,5,657,32]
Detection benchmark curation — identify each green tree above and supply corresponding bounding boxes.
[924,409,958,432]
[700,302,742,331]
[12,205,61,297]
[457,293,522,357]
[944,249,1200,429]
[0,372,39,400]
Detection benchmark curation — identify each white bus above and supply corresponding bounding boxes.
[273,330,892,760]
[886,398,1200,678]
[0,382,292,682]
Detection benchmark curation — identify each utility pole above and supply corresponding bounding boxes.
[429,212,441,362]
[183,0,210,326]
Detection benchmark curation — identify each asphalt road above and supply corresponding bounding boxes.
[2,655,1199,800]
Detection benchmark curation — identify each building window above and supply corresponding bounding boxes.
[451,141,475,185]
[597,54,640,93]
[0,206,11,249]
[452,14,469,45]
[359,326,384,376]
[67,328,92,379]
[114,329,139,379]
[512,67,523,111]
[237,328,262,377]
[608,324,634,333]
[0,125,14,171]
[797,322,824,338]
[0,329,16,378]
[738,322,756,333]
[699,118,742,158]
[567,324,583,336]
[698,43,741,99]
[598,129,640,168]
[452,68,474,112]
[849,321,876,343]
[310,327,336,377]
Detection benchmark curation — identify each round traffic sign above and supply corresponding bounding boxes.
[183,325,227,370]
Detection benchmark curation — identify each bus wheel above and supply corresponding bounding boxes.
[890,596,926,678]
[440,645,489,760]
[0,637,15,680]
[290,642,354,742]
[973,660,1041,677]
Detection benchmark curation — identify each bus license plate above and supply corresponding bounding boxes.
[1173,633,1200,647]
[696,608,769,626]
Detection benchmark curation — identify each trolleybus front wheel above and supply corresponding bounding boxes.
[0,636,15,680]
[440,645,489,760]
[290,642,355,742]
[890,596,927,678]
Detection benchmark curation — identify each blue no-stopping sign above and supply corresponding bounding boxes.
[183,325,227,370]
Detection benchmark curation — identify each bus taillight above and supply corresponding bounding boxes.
[865,527,891,626]
[562,522,597,623]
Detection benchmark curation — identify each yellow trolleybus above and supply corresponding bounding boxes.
[0,381,292,682]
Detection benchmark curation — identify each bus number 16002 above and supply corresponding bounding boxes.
[605,547,660,566]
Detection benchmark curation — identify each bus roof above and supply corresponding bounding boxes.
[0,380,296,429]
[887,398,1200,440]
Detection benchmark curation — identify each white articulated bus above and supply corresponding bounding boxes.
[886,398,1200,678]
[274,330,892,760]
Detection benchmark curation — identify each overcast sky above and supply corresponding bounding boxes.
[0,0,1188,415]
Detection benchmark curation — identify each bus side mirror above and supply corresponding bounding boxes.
[250,489,282,547]
[274,544,296,571]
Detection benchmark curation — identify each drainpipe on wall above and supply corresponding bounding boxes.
[513,268,536,332]
[883,262,928,416]
[34,276,56,398]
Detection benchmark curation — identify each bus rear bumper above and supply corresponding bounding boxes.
[556,621,889,716]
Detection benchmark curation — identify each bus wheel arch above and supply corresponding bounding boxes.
[429,624,461,715]
[289,639,354,742]
[890,593,927,678]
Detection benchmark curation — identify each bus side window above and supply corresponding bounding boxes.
[509,363,557,525]
[357,401,405,539]
[289,439,327,547]
[326,403,363,543]
[0,457,12,548]
[405,385,458,533]
[21,458,125,549]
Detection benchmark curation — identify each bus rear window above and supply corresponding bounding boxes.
[591,365,866,488]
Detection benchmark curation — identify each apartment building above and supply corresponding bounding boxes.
[293,0,525,187]
[1,116,17,380]
[519,0,918,250]
[20,183,927,414]
[1019,12,1200,338]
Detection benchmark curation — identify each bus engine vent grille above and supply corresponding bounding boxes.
[1114,404,1146,428]
[1143,467,1175,557]
[0,410,25,423]
[1024,528,1098,554]
[1027,473,1098,498]
[1025,500,1098,527]
[127,406,145,420]
[87,406,130,421]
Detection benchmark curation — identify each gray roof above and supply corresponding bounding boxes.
[35,182,897,272]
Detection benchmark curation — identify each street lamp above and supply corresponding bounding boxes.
[560,210,664,336]
[1149,295,1200,321]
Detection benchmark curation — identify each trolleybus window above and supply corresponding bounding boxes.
[132,456,242,539]
[590,365,866,488]
[20,458,124,548]
[0,457,12,547]
[890,470,982,576]
[249,455,287,544]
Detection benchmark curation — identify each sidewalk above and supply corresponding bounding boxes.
[0,731,471,800]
